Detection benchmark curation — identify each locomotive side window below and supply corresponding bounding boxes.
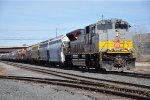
[115,22,128,29]
[89,26,96,34]
[85,26,90,34]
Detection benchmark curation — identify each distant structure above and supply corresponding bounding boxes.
[22,44,28,46]
[0,46,27,54]
[133,33,150,62]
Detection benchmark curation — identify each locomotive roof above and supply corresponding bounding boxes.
[97,18,128,24]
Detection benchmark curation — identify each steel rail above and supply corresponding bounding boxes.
[0,75,150,100]
[2,61,149,90]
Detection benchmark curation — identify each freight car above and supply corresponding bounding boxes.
[48,35,69,66]
[21,47,28,62]
[31,44,40,63]
[39,40,49,63]
[16,49,22,61]
[39,35,69,65]
[26,46,32,62]
[65,19,135,71]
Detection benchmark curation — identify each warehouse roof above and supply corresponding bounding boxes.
[0,46,28,49]
[0,46,28,54]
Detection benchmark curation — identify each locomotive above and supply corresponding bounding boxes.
[0,18,136,71]
[65,19,135,71]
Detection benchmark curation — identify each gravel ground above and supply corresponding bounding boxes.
[13,62,150,87]
[0,62,66,80]
[0,62,130,100]
[0,79,93,100]
[0,79,131,100]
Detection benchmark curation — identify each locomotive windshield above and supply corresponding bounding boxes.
[97,23,112,30]
[115,22,128,29]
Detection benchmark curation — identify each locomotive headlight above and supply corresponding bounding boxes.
[116,31,119,37]
[127,48,130,51]
[109,48,112,51]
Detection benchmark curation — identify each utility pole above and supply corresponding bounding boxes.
[56,27,57,37]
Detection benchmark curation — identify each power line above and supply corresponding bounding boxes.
[56,27,58,37]
[0,27,79,32]
[0,39,47,40]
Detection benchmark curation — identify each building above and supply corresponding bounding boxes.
[0,46,28,54]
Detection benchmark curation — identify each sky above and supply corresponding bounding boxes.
[0,0,150,46]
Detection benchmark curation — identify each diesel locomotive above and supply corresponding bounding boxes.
[65,19,135,71]
[0,18,136,71]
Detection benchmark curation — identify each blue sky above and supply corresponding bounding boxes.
[0,0,150,46]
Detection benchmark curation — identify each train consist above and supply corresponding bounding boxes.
[0,19,136,71]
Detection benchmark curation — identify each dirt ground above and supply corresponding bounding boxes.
[0,66,5,75]
[132,62,150,74]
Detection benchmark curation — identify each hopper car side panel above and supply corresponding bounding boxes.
[22,48,28,61]
[39,41,49,61]
[26,47,32,62]
[31,44,40,62]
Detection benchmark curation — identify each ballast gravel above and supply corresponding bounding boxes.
[0,62,131,100]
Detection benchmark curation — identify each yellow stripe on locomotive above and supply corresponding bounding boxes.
[99,40,133,53]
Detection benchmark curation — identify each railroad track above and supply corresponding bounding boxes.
[72,67,150,79]
[44,63,150,79]
[0,61,150,99]
[45,63,150,80]
[1,60,150,80]
[2,61,150,89]
[107,71,150,79]
[0,75,150,100]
